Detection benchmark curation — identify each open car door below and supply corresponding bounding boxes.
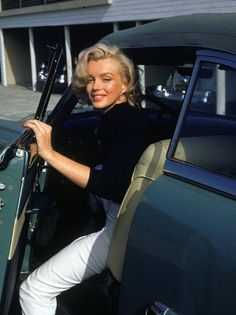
[0,45,63,315]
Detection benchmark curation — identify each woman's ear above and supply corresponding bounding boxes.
[121,82,128,94]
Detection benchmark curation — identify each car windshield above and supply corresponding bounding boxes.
[0,119,25,155]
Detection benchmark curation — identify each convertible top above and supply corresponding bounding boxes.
[101,13,236,55]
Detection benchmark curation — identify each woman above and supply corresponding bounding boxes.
[19,43,152,314]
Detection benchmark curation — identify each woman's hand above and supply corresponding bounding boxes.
[23,119,90,189]
[23,119,54,160]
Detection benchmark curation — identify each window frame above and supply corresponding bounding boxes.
[164,49,236,199]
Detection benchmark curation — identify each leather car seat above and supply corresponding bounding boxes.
[106,139,171,281]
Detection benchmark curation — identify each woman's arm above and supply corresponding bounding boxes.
[23,119,90,188]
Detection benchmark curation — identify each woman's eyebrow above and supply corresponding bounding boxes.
[87,72,114,77]
[101,72,114,76]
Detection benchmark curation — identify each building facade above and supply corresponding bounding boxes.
[0,0,236,89]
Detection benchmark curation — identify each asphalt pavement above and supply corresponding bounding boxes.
[0,85,62,121]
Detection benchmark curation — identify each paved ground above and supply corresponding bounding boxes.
[0,85,62,121]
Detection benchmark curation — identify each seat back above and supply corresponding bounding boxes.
[106,139,170,281]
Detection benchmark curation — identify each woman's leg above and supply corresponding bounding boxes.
[19,200,119,315]
[20,229,109,314]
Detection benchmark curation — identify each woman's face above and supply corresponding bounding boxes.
[86,58,128,111]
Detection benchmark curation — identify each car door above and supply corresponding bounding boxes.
[118,50,236,315]
[0,46,64,315]
[0,136,39,315]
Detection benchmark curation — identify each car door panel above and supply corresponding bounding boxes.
[0,150,29,314]
[119,175,236,315]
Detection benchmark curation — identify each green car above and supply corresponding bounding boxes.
[1,13,236,315]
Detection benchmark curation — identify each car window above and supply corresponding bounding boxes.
[174,61,236,179]
[145,64,192,110]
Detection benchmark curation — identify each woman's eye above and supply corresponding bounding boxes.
[87,78,94,83]
[103,77,111,82]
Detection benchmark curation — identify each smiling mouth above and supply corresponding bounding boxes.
[92,95,106,101]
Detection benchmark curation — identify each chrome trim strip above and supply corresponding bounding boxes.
[164,159,236,199]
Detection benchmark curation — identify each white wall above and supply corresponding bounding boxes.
[1,0,236,28]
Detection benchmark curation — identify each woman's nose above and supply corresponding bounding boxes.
[92,79,102,90]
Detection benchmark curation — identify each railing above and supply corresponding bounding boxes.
[2,0,73,10]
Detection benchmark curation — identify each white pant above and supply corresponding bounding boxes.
[19,196,120,315]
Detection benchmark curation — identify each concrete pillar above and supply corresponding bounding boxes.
[139,65,145,93]
[29,28,37,91]
[113,22,119,32]
[0,29,7,86]
[216,67,226,115]
[135,21,145,106]
[64,25,72,85]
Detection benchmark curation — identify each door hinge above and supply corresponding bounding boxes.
[0,198,5,210]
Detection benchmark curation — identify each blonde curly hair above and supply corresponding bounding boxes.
[72,43,142,107]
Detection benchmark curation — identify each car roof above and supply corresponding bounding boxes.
[101,13,236,56]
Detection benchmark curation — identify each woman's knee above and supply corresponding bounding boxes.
[19,274,36,299]
[19,270,45,303]
[19,278,27,300]
[19,276,35,308]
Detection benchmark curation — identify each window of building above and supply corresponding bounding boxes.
[2,0,74,10]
